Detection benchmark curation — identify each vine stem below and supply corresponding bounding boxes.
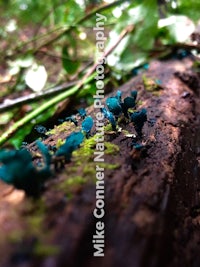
[0,74,94,147]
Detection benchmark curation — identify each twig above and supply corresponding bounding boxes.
[36,49,91,62]
[0,81,77,112]
[33,1,68,38]
[166,42,200,52]
[33,0,127,53]
[150,42,200,55]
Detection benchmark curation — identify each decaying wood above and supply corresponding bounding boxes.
[0,58,200,267]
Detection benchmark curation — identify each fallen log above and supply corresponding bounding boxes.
[0,57,199,267]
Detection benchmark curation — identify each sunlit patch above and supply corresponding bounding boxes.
[104,0,114,3]
[19,3,28,10]
[158,15,195,43]
[3,189,25,205]
[171,0,177,9]
[25,64,48,92]
[75,0,85,8]
[112,7,122,18]
[79,32,87,40]
[5,19,17,32]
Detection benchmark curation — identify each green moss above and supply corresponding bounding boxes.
[72,134,119,160]
[137,100,143,106]
[104,123,113,131]
[27,216,43,234]
[72,134,96,158]
[55,129,120,195]
[47,121,77,135]
[122,129,131,135]
[8,230,24,243]
[104,142,119,154]
[83,164,96,176]
[34,243,60,256]
[57,175,86,192]
[66,176,85,185]
[99,162,120,170]
[142,74,162,94]
[56,138,65,148]
[24,199,46,236]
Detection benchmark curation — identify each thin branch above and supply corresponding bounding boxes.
[37,49,91,62]
[0,81,77,112]
[150,42,200,54]
[167,42,200,52]
[33,1,68,38]
[33,0,127,53]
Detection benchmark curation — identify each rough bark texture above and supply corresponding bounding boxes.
[0,58,200,267]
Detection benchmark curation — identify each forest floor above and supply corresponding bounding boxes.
[0,57,200,267]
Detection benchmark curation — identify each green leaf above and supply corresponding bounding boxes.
[107,0,158,71]
[62,46,80,75]
[168,0,200,22]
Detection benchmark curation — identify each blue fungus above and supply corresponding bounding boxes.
[155,79,162,85]
[36,140,51,167]
[132,67,140,76]
[132,64,149,76]
[0,141,51,196]
[143,63,149,70]
[130,90,138,101]
[101,108,116,131]
[55,132,84,161]
[65,115,78,126]
[78,108,87,119]
[35,125,47,135]
[81,116,94,136]
[21,142,28,149]
[115,90,122,103]
[131,108,147,136]
[132,143,144,150]
[148,118,156,127]
[122,96,136,117]
[48,145,57,152]
[106,97,122,116]
[175,49,191,59]
[58,118,64,123]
